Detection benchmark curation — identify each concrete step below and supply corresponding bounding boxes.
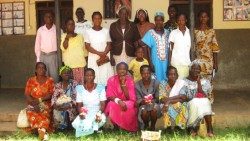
[0,113,18,122]
[0,122,17,132]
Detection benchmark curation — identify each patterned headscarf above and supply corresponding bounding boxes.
[189,59,202,70]
[59,66,71,75]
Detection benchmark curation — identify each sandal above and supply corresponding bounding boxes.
[207,132,215,137]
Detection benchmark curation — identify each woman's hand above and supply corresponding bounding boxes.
[98,52,107,59]
[119,76,126,86]
[79,114,85,120]
[118,100,127,111]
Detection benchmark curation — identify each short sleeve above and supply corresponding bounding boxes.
[60,33,67,52]
[99,89,107,101]
[169,31,175,43]
[47,78,55,95]
[106,29,111,42]
[128,59,135,70]
[25,78,32,96]
[84,30,90,43]
[142,30,153,48]
[80,35,88,57]
[211,30,220,53]
[201,79,212,96]
[75,85,83,103]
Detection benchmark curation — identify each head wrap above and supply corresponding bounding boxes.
[155,11,164,18]
[59,66,71,75]
[189,59,202,70]
[136,8,148,17]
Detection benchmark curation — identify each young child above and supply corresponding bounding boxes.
[129,47,149,82]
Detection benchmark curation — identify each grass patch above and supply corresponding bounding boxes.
[2,126,250,141]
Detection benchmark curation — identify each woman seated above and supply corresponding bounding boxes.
[72,68,106,137]
[51,66,78,130]
[105,62,138,132]
[136,65,160,131]
[159,66,188,130]
[179,60,214,137]
[25,62,54,140]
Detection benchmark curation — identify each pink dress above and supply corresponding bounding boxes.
[105,75,138,132]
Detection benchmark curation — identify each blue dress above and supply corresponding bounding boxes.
[142,29,170,81]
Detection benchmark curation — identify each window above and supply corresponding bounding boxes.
[170,0,213,27]
[36,0,73,29]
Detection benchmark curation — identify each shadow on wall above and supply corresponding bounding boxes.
[0,29,250,89]
[213,29,250,90]
[0,35,36,88]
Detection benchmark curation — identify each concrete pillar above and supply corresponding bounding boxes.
[55,0,62,66]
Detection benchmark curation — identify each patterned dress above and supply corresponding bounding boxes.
[142,29,170,81]
[179,78,213,127]
[51,80,78,129]
[159,80,188,129]
[25,76,54,132]
[194,29,220,102]
[164,20,178,33]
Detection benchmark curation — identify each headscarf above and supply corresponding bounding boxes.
[59,66,71,75]
[155,11,165,18]
[136,8,148,17]
[189,59,202,70]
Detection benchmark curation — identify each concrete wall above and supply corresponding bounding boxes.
[0,29,249,89]
[0,36,36,88]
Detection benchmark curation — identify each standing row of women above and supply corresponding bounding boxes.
[28,5,219,140]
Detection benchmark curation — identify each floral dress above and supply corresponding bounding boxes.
[159,80,188,129]
[51,80,78,129]
[194,29,220,102]
[25,76,54,132]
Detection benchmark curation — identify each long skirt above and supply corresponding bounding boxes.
[187,98,213,127]
[105,101,138,132]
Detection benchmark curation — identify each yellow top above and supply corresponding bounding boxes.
[129,58,149,82]
[60,33,88,68]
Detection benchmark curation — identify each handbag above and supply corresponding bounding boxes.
[17,108,30,128]
[96,56,110,66]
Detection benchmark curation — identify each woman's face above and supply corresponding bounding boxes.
[177,15,186,27]
[36,63,46,76]
[76,9,84,20]
[199,12,209,25]
[141,68,151,81]
[66,20,75,33]
[61,70,71,81]
[84,70,95,83]
[155,16,164,29]
[92,14,102,27]
[190,64,201,78]
[119,8,128,21]
[137,10,146,22]
[117,64,128,76]
[168,7,177,19]
[168,69,178,82]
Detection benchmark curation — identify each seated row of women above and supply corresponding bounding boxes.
[24,61,214,140]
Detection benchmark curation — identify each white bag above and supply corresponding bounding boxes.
[17,108,30,128]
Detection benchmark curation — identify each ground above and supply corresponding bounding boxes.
[0,88,250,140]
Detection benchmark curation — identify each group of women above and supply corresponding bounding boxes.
[24,5,219,140]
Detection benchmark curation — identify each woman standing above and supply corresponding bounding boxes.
[74,7,92,38]
[25,62,54,140]
[110,6,141,66]
[51,66,78,130]
[136,65,160,130]
[142,12,170,81]
[134,9,155,62]
[194,11,220,103]
[169,14,191,79]
[179,60,214,137]
[164,5,178,32]
[61,18,88,84]
[105,62,138,132]
[72,68,106,137]
[159,66,188,129]
[85,12,114,85]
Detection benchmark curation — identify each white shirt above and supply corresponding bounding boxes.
[75,21,92,39]
[169,27,191,66]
